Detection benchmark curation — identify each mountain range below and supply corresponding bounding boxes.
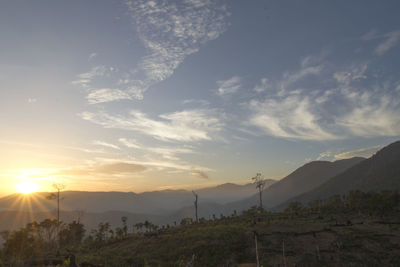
[1,140,399,231]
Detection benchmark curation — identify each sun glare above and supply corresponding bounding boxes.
[16,181,40,194]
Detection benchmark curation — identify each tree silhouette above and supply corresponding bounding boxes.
[46,183,65,247]
[252,173,266,209]
[121,216,128,237]
[192,190,199,223]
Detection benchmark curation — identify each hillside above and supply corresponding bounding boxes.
[3,190,399,267]
[280,141,400,207]
[229,157,364,211]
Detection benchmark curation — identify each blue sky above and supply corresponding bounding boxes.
[1,0,400,195]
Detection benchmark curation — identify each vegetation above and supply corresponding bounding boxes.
[0,190,399,266]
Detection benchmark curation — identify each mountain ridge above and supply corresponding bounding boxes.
[277,141,400,208]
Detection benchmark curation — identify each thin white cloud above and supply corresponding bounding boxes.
[182,99,210,106]
[92,140,121,150]
[81,109,223,142]
[89,52,97,60]
[336,95,400,137]
[119,138,141,149]
[27,98,37,103]
[72,65,107,88]
[333,63,368,86]
[147,147,194,161]
[87,88,131,104]
[124,157,212,174]
[216,76,241,95]
[375,30,400,56]
[253,78,270,93]
[119,137,195,161]
[249,95,338,141]
[316,151,333,160]
[334,145,381,160]
[361,29,379,41]
[59,162,146,176]
[278,65,322,95]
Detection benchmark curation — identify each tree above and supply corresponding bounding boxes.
[47,184,66,225]
[121,216,128,237]
[252,173,266,209]
[46,183,65,247]
[192,190,199,223]
[59,221,85,248]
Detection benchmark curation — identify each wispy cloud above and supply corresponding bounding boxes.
[335,94,400,137]
[92,140,121,150]
[81,109,223,142]
[333,63,367,86]
[334,145,381,160]
[253,78,270,93]
[246,57,400,140]
[375,30,400,56]
[182,99,210,106]
[316,151,333,160]
[89,52,97,61]
[73,0,230,104]
[249,95,338,141]
[119,138,141,149]
[72,65,108,89]
[126,0,229,88]
[216,76,241,95]
[147,147,194,161]
[191,168,209,179]
[277,65,322,95]
[87,88,131,104]
[119,138,194,160]
[60,162,146,176]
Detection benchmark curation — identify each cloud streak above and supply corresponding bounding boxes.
[375,30,400,56]
[60,162,146,176]
[334,146,381,160]
[92,140,121,150]
[216,76,241,95]
[81,109,223,142]
[249,95,338,141]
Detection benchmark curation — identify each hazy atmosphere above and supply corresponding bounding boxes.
[1,0,400,196]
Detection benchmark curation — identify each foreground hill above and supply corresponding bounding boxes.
[229,157,364,211]
[280,141,400,207]
[5,190,398,267]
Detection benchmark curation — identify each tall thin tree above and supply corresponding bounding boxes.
[192,190,199,223]
[252,173,266,209]
[47,183,65,247]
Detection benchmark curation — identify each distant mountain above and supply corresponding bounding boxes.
[279,141,400,208]
[197,181,275,204]
[229,157,365,211]
[0,182,264,215]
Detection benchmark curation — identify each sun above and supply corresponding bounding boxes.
[16,181,40,194]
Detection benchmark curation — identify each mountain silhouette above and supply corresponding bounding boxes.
[279,141,400,208]
[229,157,364,211]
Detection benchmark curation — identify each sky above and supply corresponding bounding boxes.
[1,0,400,196]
